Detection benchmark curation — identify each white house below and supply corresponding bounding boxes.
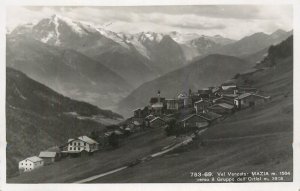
[66,135,99,153]
[19,156,44,173]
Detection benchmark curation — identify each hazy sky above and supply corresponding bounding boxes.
[6,5,293,39]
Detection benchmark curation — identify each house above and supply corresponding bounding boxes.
[198,88,212,99]
[179,114,209,129]
[194,99,211,114]
[208,103,235,114]
[65,136,99,154]
[133,107,149,118]
[150,90,165,105]
[221,81,237,90]
[128,120,142,131]
[133,108,142,118]
[46,146,63,159]
[178,93,191,107]
[166,98,184,111]
[150,90,165,115]
[149,117,167,128]
[213,96,235,105]
[234,93,269,109]
[151,102,164,116]
[198,111,222,123]
[19,156,44,173]
[38,151,59,165]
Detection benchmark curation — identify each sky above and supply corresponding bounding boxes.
[6,5,293,39]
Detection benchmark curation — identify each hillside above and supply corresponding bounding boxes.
[118,54,251,116]
[6,67,122,177]
[89,36,294,183]
[6,35,132,108]
[8,35,293,183]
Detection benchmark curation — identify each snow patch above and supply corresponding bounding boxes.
[96,28,130,49]
[52,15,61,45]
[41,32,54,43]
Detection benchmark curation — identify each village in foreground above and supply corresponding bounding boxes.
[17,78,271,174]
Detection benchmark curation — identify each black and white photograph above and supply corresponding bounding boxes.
[3,2,297,186]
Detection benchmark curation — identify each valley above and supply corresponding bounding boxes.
[4,4,294,184]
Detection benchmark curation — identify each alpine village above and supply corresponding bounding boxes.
[6,13,293,183]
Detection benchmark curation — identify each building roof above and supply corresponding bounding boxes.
[104,131,114,136]
[145,114,155,119]
[114,130,123,135]
[133,108,141,112]
[39,151,57,158]
[222,94,238,98]
[236,93,253,99]
[180,114,207,122]
[199,112,222,121]
[165,98,177,101]
[150,117,165,123]
[26,156,43,163]
[68,138,75,143]
[194,99,204,104]
[46,146,61,153]
[152,102,163,108]
[132,120,141,126]
[194,99,210,105]
[178,93,188,99]
[78,136,99,145]
[217,103,234,109]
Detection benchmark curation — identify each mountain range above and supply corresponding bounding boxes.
[7,14,292,111]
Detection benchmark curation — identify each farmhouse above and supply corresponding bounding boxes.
[38,151,59,165]
[66,136,99,154]
[208,103,235,114]
[133,106,149,118]
[19,156,44,173]
[149,117,167,128]
[194,99,211,114]
[178,93,190,107]
[198,111,222,123]
[179,114,209,129]
[198,88,212,99]
[221,80,237,90]
[151,102,164,116]
[213,96,234,105]
[133,108,142,118]
[166,98,184,111]
[128,120,142,131]
[234,93,269,109]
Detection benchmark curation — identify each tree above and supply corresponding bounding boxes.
[108,132,119,148]
[165,119,179,136]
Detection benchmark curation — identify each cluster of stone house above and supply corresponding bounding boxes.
[18,80,270,174]
[18,135,99,173]
[125,81,270,132]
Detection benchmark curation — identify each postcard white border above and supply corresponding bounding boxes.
[0,0,299,191]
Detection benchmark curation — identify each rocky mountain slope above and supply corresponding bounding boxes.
[6,67,123,177]
[118,54,251,116]
[6,35,132,108]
